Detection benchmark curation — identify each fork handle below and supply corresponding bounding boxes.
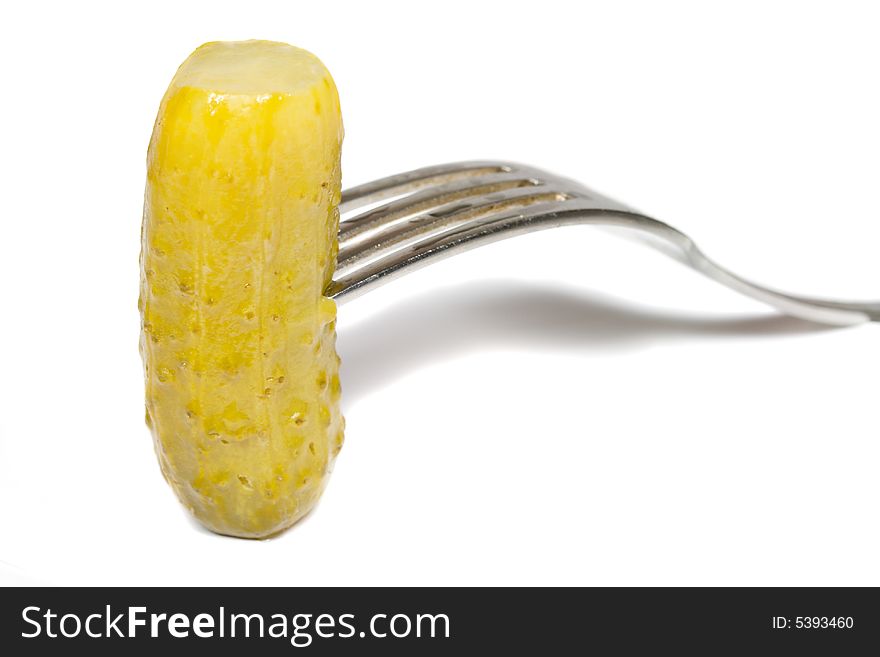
[595,211,880,325]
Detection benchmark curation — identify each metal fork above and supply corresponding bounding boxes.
[328,161,879,326]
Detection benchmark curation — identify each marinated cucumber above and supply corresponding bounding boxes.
[139,40,344,538]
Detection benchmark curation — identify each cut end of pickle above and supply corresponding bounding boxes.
[171,40,332,96]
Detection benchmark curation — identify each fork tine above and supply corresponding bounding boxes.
[336,185,570,274]
[339,171,540,242]
[329,197,606,300]
[340,161,517,214]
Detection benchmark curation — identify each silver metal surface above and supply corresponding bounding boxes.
[329,161,879,326]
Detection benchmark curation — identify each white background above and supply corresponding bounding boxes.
[0,0,877,586]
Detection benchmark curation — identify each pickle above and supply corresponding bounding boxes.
[139,40,344,538]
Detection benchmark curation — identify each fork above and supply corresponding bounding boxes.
[328,161,879,326]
